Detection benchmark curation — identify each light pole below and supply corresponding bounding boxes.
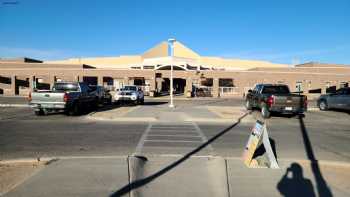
[168,38,176,108]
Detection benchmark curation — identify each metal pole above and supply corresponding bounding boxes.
[168,38,175,108]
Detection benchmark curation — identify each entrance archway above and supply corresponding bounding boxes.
[156,65,187,71]
[161,78,186,95]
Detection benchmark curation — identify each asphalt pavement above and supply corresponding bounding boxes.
[0,98,348,161]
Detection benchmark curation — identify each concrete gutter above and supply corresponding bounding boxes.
[0,104,30,108]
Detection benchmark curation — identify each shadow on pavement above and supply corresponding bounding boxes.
[94,104,121,113]
[329,109,350,115]
[253,138,278,160]
[143,101,168,106]
[277,114,332,197]
[277,163,316,197]
[110,112,250,197]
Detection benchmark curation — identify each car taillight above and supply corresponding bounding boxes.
[63,93,69,102]
[28,92,32,101]
[267,95,275,107]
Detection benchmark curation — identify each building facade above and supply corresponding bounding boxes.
[0,40,349,98]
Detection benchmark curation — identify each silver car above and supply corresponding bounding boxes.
[114,85,144,105]
[318,87,350,111]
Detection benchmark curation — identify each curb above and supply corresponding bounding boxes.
[2,156,349,168]
[0,158,52,165]
[0,104,30,108]
[308,107,319,111]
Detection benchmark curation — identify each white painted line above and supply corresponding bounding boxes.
[147,134,201,138]
[134,123,152,155]
[152,127,196,132]
[151,124,193,127]
[149,130,198,133]
[192,122,215,154]
[150,126,195,129]
[144,139,202,143]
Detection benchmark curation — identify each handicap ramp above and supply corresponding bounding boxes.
[124,155,229,197]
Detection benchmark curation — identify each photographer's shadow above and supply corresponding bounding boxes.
[277,163,316,197]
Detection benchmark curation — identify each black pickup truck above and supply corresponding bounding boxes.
[245,84,307,118]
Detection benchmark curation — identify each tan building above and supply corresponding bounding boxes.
[0,40,349,98]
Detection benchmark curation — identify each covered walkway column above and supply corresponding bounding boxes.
[10,75,16,95]
[156,78,163,92]
[123,77,129,86]
[212,78,219,98]
[29,75,35,90]
[185,78,193,98]
[49,75,56,89]
[98,75,103,86]
[148,77,156,97]
[302,80,310,94]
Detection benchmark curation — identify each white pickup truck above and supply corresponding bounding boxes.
[29,82,97,115]
[114,85,144,105]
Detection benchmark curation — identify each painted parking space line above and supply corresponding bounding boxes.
[147,130,199,133]
[144,139,202,143]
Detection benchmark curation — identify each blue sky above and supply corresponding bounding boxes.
[0,0,349,65]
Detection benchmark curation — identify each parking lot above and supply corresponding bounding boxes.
[0,97,348,161]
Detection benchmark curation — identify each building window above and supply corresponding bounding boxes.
[131,66,141,69]
[143,65,155,69]
[340,82,349,88]
[219,78,234,87]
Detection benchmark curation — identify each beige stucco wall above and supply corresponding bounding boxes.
[199,57,289,70]
[46,56,143,69]
[142,41,168,59]
[173,41,200,59]
[44,40,288,70]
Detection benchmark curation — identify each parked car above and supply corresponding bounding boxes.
[89,85,112,105]
[114,85,144,104]
[29,82,97,115]
[317,87,350,111]
[194,88,212,97]
[245,84,307,118]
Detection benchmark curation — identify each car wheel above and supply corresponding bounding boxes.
[261,104,271,119]
[69,103,80,116]
[319,100,328,111]
[34,109,44,116]
[245,100,252,110]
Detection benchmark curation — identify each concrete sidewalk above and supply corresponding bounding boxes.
[3,156,349,197]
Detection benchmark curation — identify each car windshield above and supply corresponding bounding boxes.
[262,86,290,94]
[53,83,79,92]
[123,86,137,91]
